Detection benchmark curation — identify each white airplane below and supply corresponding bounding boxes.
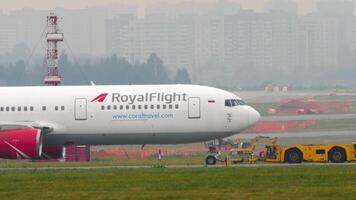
[0,84,260,160]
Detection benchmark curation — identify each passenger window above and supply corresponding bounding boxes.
[126,105,130,110]
[6,107,9,112]
[163,104,166,109]
[61,106,65,111]
[11,107,15,112]
[30,106,34,111]
[101,105,105,110]
[132,105,135,110]
[169,104,173,109]
[175,104,179,109]
[24,107,27,111]
[107,105,111,110]
[120,105,123,110]
[113,105,117,110]
[42,106,46,111]
[55,106,59,111]
[150,105,154,109]
[0,107,3,112]
[138,105,142,110]
[18,107,21,111]
[225,100,232,107]
[156,105,160,109]
[144,105,148,109]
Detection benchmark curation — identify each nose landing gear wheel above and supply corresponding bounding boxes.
[206,155,217,165]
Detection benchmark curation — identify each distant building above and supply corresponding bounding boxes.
[194,15,225,67]
[0,13,17,54]
[106,7,345,82]
[106,15,135,63]
[224,10,299,71]
[299,14,338,68]
[264,83,291,92]
[106,14,195,71]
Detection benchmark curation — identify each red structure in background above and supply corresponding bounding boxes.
[245,120,316,133]
[91,144,207,159]
[268,97,350,115]
[65,144,91,162]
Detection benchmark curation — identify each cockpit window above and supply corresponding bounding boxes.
[237,99,247,105]
[231,100,239,106]
[225,99,232,107]
[225,99,247,107]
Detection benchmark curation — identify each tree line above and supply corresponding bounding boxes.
[0,53,191,86]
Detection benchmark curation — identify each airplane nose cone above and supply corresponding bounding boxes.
[248,106,261,126]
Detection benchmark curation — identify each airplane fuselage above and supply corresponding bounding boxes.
[0,85,260,145]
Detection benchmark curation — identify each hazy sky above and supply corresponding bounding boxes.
[0,0,318,15]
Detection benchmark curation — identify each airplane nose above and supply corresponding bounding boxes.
[248,106,261,126]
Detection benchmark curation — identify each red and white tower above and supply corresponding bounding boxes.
[44,13,64,86]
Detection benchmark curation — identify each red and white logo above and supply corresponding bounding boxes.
[91,93,108,102]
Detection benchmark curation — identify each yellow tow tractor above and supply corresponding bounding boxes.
[266,143,356,163]
[228,148,257,164]
[228,136,278,164]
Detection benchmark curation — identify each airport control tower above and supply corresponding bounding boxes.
[44,13,63,86]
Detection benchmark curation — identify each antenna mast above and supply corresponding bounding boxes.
[44,13,63,86]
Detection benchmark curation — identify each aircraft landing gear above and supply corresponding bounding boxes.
[205,146,225,165]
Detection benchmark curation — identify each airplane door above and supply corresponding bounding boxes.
[188,97,200,119]
[75,98,87,120]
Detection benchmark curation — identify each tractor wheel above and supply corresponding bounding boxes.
[285,148,303,163]
[329,147,346,163]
